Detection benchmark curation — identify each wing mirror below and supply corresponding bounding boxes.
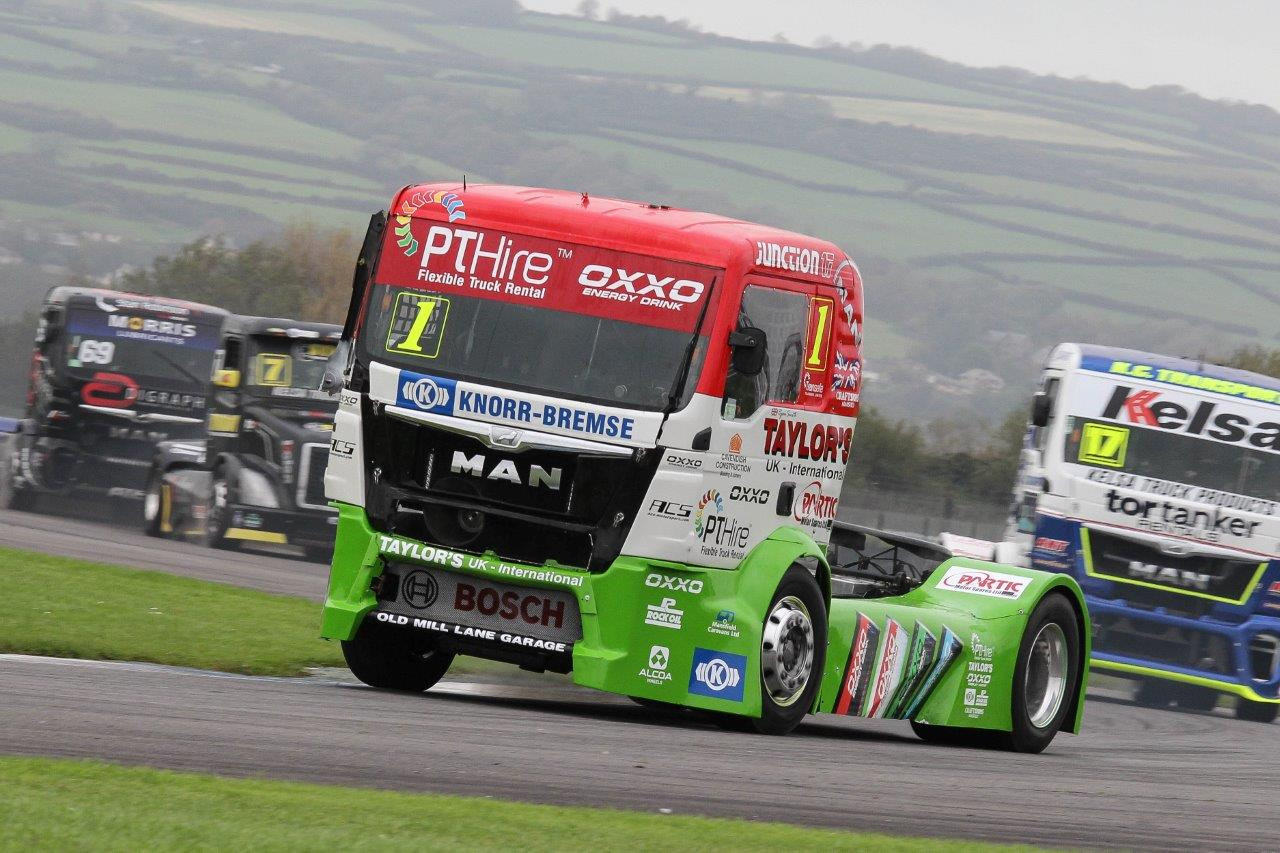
[728,326,767,376]
[320,339,351,395]
[213,369,241,389]
[1031,392,1051,427]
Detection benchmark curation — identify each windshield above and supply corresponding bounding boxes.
[247,336,336,402]
[64,305,219,388]
[1065,415,1279,499]
[363,285,702,410]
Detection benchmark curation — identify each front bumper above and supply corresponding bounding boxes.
[225,504,338,548]
[1086,596,1280,703]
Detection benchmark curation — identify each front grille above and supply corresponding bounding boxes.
[367,414,656,571]
[298,443,329,509]
[1086,528,1263,604]
[1093,612,1233,675]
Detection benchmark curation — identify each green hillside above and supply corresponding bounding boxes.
[2,0,1278,418]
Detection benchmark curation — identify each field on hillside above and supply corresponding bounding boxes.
[1,0,1277,418]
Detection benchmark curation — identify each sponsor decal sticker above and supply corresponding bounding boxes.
[762,417,853,463]
[644,572,704,595]
[1078,422,1129,468]
[644,597,683,629]
[793,480,838,529]
[937,566,1029,599]
[377,534,585,587]
[639,644,672,685]
[1102,488,1262,540]
[1034,536,1070,555]
[707,609,740,638]
[689,648,747,701]
[663,450,702,471]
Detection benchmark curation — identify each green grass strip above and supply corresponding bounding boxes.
[0,546,342,676]
[0,757,1038,852]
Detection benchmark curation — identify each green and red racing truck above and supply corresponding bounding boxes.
[318,184,1090,750]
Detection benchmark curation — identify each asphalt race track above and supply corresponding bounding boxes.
[2,508,1278,850]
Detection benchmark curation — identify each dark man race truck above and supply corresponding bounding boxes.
[142,314,342,559]
[318,184,1090,750]
[0,287,227,513]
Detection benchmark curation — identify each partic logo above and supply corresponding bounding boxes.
[402,376,450,410]
[689,648,747,701]
[937,566,1028,600]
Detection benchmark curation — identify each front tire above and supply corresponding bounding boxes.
[203,470,239,551]
[752,565,826,735]
[1236,699,1279,724]
[0,454,34,512]
[142,470,165,537]
[341,622,454,692]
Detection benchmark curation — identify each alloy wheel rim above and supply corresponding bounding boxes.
[761,595,815,707]
[1024,622,1068,729]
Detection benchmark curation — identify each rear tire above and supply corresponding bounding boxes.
[341,622,454,692]
[1236,699,1279,724]
[751,565,826,736]
[0,454,33,512]
[1171,684,1219,713]
[1133,677,1176,709]
[1001,593,1081,753]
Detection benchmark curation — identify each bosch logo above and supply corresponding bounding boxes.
[695,658,741,692]
[403,377,450,409]
[645,572,704,594]
[401,570,439,609]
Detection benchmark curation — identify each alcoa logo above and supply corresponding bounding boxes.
[695,658,742,692]
[403,377,450,410]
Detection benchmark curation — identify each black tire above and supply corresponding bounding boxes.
[1001,593,1081,753]
[203,469,239,550]
[0,454,34,512]
[1236,699,1279,724]
[751,564,827,735]
[303,544,333,564]
[1171,684,1219,713]
[1133,677,1176,709]
[141,470,165,537]
[341,621,454,692]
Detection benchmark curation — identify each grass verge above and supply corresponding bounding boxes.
[0,546,343,675]
[0,757,1036,852]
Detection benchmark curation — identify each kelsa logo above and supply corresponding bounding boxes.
[81,372,139,409]
[1102,386,1279,450]
[693,489,724,536]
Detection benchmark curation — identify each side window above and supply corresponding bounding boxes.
[723,285,810,420]
[223,338,242,372]
[1034,377,1060,452]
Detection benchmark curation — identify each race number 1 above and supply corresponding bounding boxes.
[804,296,833,372]
[386,292,450,359]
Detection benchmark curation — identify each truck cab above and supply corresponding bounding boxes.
[1,287,227,511]
[143,315,341,558]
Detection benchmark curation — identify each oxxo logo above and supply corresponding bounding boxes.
[937,566,1028,600]
[689,648,747,702]
[578,264,705,310]
[644,572,703,595]
[403,376,450,410]
[730,485,770,504]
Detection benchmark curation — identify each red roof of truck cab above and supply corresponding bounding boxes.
[393,183,850,280]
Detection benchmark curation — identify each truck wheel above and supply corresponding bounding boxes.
[1235,699,1279,724]
[1171,684,1219,713]
[752,564,826,735]
[142,471,166,537]
[303,544,333,564]
[1133,677,1176,709]
[341,622,454,692]
[1003,593,1080,753]
[203,470,239,550]
[0,456,33,512]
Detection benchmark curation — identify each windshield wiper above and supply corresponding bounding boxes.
[151,348,206,387]
[665,277,716,414]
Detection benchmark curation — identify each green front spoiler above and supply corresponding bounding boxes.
[322,503,1089,732]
